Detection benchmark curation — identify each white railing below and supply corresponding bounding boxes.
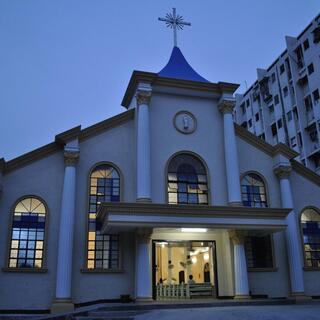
[156,283,190,300]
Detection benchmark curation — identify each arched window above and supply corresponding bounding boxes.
[167,154,208,205]
[87,164,120,269]
[241,173,268,207]
[8,197,47,269]
[301,208,320,268]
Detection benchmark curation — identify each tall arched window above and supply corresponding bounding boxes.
[167,153,208,205]
[8,197,47,269]
[301,208,320,268]
[241,173,268,207]
[87,164,120,269]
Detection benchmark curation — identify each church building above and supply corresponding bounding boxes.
[1,10,320,313]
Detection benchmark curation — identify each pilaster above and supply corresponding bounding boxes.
[135,228,153,301]
[136,83,152,203]
[218,98,242,206]
[273,164,306,297]
[52,144,79,313]
[229,230,250,299]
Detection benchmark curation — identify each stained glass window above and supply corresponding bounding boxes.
[241,173,268,207]
[87,164,120,269]
[8,197,46,269]
[301,208,320,268]
[168,154,208,205]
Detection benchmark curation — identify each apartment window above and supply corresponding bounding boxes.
[283,86,288,97]
[280,64,285,74]
[271,123,277,136]
[313,89,320,104]
[246,99,250,107]
[258,133,265,141]
[269,104,274,113]
[308,63,314,75]
[293,107,299,120]
[303,38,310,50]
[241,121,248,129]
[285,58,292,79]
[277,119,283,129]
[305,95,313,112]
[248,119,252,127]
[291,136,297,148]
[298,132,303,147]
[271,73,276,83]
[255,113,259,122]
[287,111,293,121]
[295,45,304,69]
[240,102,245,114]
[313,26,320,43]
[274,94,280,105]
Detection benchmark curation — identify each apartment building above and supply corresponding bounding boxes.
[235,14,320,174]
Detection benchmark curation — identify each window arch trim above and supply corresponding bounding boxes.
[240,171,270,208]
[83,161,124,271]
[299,206,320,270]
[165,151,211,205]
[5,195,49,272]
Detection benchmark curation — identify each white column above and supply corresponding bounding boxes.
[229,231,250,298]
[219,99,242,205]
[136,87,152,202]
[274,165,305,296]
[136,229,152,301]
[55,149,79,301]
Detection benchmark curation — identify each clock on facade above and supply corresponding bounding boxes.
[173,111,197,134]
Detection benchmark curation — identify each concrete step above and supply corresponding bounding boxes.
[75,310,149,320]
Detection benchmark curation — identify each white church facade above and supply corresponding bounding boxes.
[1,43,320,313]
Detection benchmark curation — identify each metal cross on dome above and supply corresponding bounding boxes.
[158,8,191,47]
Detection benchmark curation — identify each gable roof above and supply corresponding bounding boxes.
[235,123,320,186]
[1,109,134,174]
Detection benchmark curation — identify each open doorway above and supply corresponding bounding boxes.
[152,240,218,299]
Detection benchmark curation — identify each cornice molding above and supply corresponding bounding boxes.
[55,126,81,145]
[3,142,62,175]
[234,124,299,159]
[79,109,134,142]
[97,202,290,222]
[234,123,320,186]
[291,160,320,186]
[2,109,134,175]
[121,70,239,108]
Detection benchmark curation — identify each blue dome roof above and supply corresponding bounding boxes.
[158,46,209,83]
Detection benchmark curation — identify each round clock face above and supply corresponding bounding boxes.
[174,111,197,134]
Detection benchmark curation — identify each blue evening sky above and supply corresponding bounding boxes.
[1,0,320,160]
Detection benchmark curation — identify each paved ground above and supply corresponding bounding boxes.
[135,304,320,320]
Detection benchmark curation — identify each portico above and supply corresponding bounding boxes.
[97,202,290,300]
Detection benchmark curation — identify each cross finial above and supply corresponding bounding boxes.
[158,8,191,47]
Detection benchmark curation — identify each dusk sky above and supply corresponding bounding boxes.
[1,0,320,160]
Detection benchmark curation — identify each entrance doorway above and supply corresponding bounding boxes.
[152,240,218,299]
